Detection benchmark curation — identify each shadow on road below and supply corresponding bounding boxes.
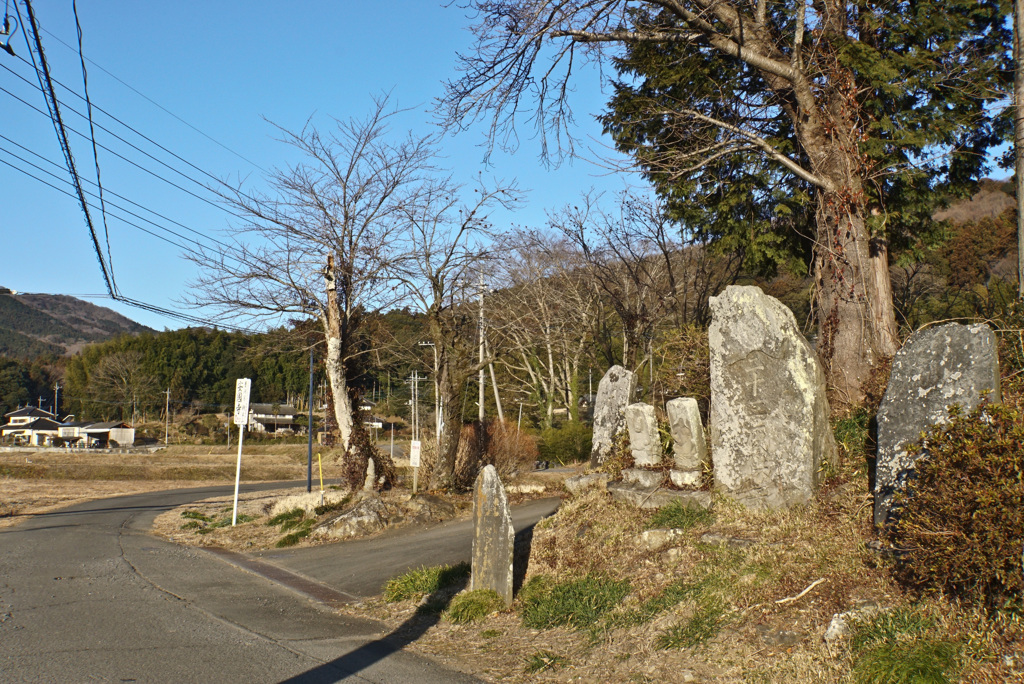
[279,520,540,683]
[278,573,472,683]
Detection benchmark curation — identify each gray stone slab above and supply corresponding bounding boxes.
[874,322,1000,527]
[709,285,836,509]
[470,465,514,605]
[564,472,611,496]
[607,481,713,510]
[590,365,637,466]
[666,397,707,472]
[625,402,662,466]
[622,468,665,488]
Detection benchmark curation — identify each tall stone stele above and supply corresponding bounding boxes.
[589,365,637,467]
[874,323,999,528]
[470,465,514,605]
[709,285,837,509]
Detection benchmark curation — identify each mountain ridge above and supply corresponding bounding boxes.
[0,288,151,358]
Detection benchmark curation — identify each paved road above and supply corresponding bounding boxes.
[0,483,560,683]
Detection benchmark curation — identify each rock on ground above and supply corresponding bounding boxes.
[313,495,389,539]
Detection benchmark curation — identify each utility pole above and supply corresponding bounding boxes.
[478,274,486,422]
[1016,0,1024,298]
[164,389,171,444]
[307,343,314,493]
[53,382,60,419]
[485,338,504,422]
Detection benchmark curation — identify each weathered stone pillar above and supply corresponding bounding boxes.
[470,464,514,605]
[874,322,999,527]
[709,285,836,509]
[666,397,706,488]
[589,365,637,467]
[623,402,664,488]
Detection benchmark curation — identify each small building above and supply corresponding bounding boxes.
[248,403,299,434]
[1,417,62,446]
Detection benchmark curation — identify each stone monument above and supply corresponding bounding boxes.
[709,285,836,508]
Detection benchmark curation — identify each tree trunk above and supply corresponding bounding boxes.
[430,360,464,490]
[324,256,354,451]
[812,187,899,408]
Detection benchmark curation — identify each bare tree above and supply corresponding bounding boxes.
[440,0,1008,405]
[488,229,602,426]
[390,175,522,489]
[90,350,157,421]
[550,191,730,374]
[187,97,434,452]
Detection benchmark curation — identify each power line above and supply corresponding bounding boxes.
[72,0,115,289]
[4,53,249,198]
[39,24,267,175]
[17,0,116,295]
[0,76,246,220]
[0,133,234,251]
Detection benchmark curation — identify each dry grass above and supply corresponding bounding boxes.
[0,444,322,528]
[347,461,1023,683]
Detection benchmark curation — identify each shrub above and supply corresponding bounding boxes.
[538,422,592,465]
[443,589,506,624]
[519,573,631,630]
[383,562,471,603]
[486,419,538,479]
[889,403,1024,605]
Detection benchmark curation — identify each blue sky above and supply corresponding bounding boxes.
[1,1,642,330]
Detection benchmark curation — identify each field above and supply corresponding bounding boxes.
[0,443,341,526]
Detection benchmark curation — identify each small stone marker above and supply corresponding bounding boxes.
[471,465,514,605]
[625,402,661,466]
[362,457,376,492]
[590,365,637,466]
[666,397,706,487]
[874,322,1000,527]
[709,285,836,509]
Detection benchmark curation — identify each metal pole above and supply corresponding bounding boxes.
[164,389,170,445]
[306,344,314,493]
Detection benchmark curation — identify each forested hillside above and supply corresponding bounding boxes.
[0,288,150,358]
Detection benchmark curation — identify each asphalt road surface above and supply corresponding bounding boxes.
[0,483,560,683]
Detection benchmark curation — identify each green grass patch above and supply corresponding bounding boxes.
[314,496,351,516]
[181,510,213,522]
[443,590,506,624]
[267,508,305,527]
[849,608,962,684]
[656,598,726,649]
[646,501,714,530]
[275,519,315,547]
[524,651,568,674]
[519,573,631,630]
[480,629,502,639]
[180,520,203,530]
[383,562,471,603]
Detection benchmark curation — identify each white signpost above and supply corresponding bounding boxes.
[410,439,422,494]
[231,378,251,526]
